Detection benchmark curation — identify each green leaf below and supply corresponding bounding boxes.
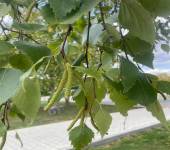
[75,66,101,80]
[0,40,14,67]
[82,24,104,46]
[84,77,96,104]
[0,55,10,67]
[42,0,101,24]
[47,41,61,55]
[100,24,121,43]
[14,41,51,63]
[120,57,139,92]
[157,81,170,95]
[64,0,101,24]
[119,0,155,43]
[126,73,157,106]
[146,100,168,128]
[104,76,137,116]
[101,52,113,71]
[104,68,120,82]
[49,0,81,19]
[0,3,11,17]
[0,41,14,56]
[94,108,112,136]
[9,104,25,121]
[138,0,170,17]
[0,41,14,67]
[72,53,85,66]
[0,121,7,137]
[69,124,94,150]
[41,4,56,25]
[12,22,46,32]
[73,88,86,108]
[124,35,154,68]
[9,54,33,71]
[12,67,41,121]
[95,80,107,103]
[0,68,23,105]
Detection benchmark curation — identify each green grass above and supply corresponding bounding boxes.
[90,125,170,150]
[9,103,117,130]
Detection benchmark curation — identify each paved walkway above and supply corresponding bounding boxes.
[3,102,170,150]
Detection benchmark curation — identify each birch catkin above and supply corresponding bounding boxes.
[44,67,68,111]
[64,63,73,100]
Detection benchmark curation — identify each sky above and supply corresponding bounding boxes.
[144,44,170,74]
[153,50,170,73]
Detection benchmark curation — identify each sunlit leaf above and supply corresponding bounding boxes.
[0,68,23,105]
[138,0,170,17]
[14,41,51,63]
[12,22,46,32]
[94,108,112,136]
[120,57,139,92]
[69,124,94,150]
[12,68,41,121]
[119,0,155,43]
[146,100,168,128]
[9,54,33,71]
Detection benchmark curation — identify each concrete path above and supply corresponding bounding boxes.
[3,102,170,150]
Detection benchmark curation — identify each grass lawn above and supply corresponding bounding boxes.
[90,125,170,150]
[9,102,117,130]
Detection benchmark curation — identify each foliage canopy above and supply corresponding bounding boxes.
[0,0,170,149]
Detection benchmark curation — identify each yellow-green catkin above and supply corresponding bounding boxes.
[64,63,73,100]
[44,67,68,111]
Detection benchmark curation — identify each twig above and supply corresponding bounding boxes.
[24,34,40,44]
[0,23,40,44]
[85,12,91,69]
[61,25,73,59]
[99,2,106,30]
[158,90,167,100]
[97,48,103,71]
